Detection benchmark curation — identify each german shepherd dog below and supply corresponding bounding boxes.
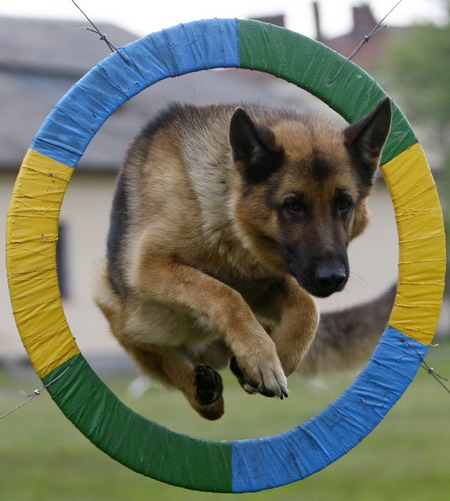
[95,97,392,420]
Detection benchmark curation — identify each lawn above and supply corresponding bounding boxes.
[1,340,449,501]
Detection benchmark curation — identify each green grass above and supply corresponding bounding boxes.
[1,341,449,501]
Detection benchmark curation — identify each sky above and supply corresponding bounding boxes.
[0,0,447,39]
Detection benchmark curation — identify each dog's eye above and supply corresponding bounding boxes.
[283,198,306,215]
[336,199,353,216]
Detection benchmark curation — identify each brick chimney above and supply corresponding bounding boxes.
[253,14,285,27]
[352,4,377,36]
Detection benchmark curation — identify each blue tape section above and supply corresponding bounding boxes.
[231,327,428,493]
[30,18,240,167]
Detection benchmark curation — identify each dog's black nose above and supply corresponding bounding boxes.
[312,263,347,296]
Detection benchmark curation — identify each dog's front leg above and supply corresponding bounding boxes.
[129,250,288,400]
[257,276,320,376]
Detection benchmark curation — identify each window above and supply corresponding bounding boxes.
[56,222,69,299]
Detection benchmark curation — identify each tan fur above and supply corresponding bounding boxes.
[95,100,391,420]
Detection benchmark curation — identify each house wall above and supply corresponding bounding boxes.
[1,169,447,363]
[0,170,119,359]
[57,171,119,357]
[1,171,21,358]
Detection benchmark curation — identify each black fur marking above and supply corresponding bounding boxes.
[229,357,281,397]
[230,357,258,394]
[246,151,285,184]
[264,175,283,210]
[106,171,128,294]
[230,108,284,184]
[194,365,223,406]
[311,151,333,183]
[106,104,188,294]
[138,103,185,142]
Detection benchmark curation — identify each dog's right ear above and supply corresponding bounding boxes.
[344,97,392,185]
[229,108,284,184]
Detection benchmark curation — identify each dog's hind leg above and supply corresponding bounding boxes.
[94,267,224,420]
[124,343,225,421]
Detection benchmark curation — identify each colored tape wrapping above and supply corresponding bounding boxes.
[6,18,446,492]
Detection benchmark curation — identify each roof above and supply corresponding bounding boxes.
[0,16,317,172]
[0,16,137,75]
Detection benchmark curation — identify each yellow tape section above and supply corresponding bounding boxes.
[381,143,446,344]
[6,149,79,378]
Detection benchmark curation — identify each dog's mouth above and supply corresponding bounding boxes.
[303,279,347,298]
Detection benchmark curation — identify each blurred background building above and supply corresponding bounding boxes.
[1,2,448,370]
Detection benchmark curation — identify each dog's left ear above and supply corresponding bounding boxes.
[344,97,392,185]
[230,108,284,184]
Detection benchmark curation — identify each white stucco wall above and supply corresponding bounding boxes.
[57,171,120,356]
[0,170,119,359]
[0,171,21,358]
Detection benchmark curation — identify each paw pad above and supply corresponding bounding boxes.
[194,365,223,406]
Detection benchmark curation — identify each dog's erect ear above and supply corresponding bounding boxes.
[344,97,392,185]
[230,108,284,184]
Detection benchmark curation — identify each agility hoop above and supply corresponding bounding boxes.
[6,19,446,492]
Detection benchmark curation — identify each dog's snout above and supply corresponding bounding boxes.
[312,262,347,296]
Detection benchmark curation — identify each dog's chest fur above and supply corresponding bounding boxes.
[123,107,279,286]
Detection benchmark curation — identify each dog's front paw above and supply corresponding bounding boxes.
[230,356,289,400]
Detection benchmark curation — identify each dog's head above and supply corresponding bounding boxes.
[230,98,392,298]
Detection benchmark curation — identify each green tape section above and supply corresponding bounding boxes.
[238,20,417,164]
[42,354,233,492]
